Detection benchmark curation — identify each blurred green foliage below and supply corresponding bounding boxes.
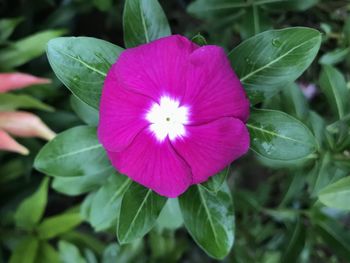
[1,0,350,262]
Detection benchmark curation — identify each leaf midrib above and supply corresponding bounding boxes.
[239,35,319,83]
[46,144,102,162]
[324,68,345,119]
[247,123,313,147]
[198,186,219,246]
[139,1,150,43]
[121,189,152,241]
[53,48,107,77]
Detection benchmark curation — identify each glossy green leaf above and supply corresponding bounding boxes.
[84,175,131,231]
[248,109,317,161]
[201,167,229,193]
[70,96,99,126]
[0,17,23,41]
[58,241,86,263]
[35,126,112,177]
[0,30,65,70]
[37,212,83,239]
[36,242,60,263]
[0,93,53,112]
[117,182,167,244]
[319,65,349,119]
[179,183,234,259]
[14,178,49,230]
[52,169,110,196]
[9,236,39,263]
[47,37,123,109]
[319,48,350,65]
[318,177,350,211]
[123,0,171,48]
[229,27,321,104]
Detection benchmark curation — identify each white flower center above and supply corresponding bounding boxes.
[146,96,189,142]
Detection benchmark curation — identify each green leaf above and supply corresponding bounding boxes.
[102,241,144,263]
[280,83,309,121]
[58,241,87,263]
[319,48,350,65]
[201,167,229,193]
[156,198,183,230]
[52,169,110,196]
[83,175,131,231]
[37,212,82,239]
[123,0,171,48]
[308,111,326,149]
[179,183,234,259]
[248,109,317,161]
[229,27,321,104]
[318,177,350,211]
[117,182,167,244]
[47,37,123,109]
[0,17,23,42]
[191,33,207,46]
[70,96,99,126]
[281,219,306,263]
[35,126,112,178]
[60,231,105,255]
[269,0,319,11]
[14,178,49,230]
[239,7,271,39]
[0,93,53,112]
[0,30,66,70]
[312,212,350,261]
[93,0,113,11]
[36,242,60,263]
[319,65,349,119]
[9,236,39,263]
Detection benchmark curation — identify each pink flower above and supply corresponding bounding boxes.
[98,35,250,197]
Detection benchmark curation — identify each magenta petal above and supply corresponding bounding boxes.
[114,35,198,101]
[98,71,153,152]
[107,129,192,198]
[184,46,250,124]
[172,117,250,184]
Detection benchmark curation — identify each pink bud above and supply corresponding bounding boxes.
[0,73,51,93]
[0,111,55,141]
[0,129,29,155]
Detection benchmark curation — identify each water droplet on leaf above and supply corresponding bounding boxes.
[272,38,282,47]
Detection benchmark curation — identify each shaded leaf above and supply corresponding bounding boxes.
[14,178,49,230]
[123,0,171,48]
